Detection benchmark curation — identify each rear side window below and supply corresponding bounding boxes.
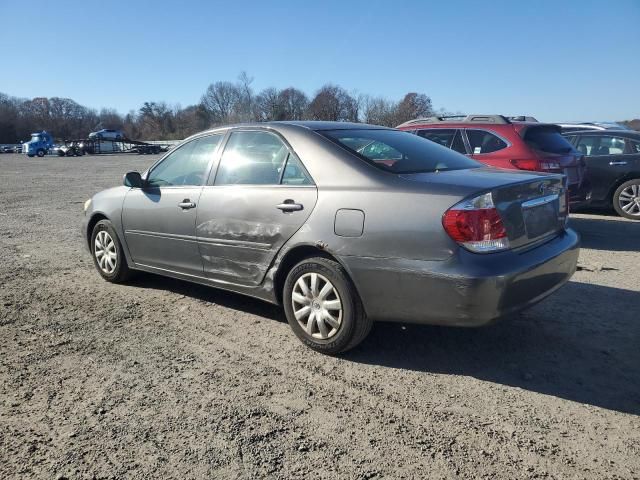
[417,129,455,147]
[466,130,508,154]
[630,140,640,154]
[322,129,480,174]
[417,129,467,154]
[576,136,626,156]
[215,131,289,185]
[281,152,313,185]
[524,127,574,154]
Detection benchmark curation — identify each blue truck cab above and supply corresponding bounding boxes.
[23,131,54,157]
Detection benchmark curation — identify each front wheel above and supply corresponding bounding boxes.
[36,149,45,157]
[283,257,372,355]
[90,219,132,282]
[613,179,640,220]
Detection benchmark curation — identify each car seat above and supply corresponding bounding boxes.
[594,145,610,156]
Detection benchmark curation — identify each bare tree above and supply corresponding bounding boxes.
[394,92,433,126]
[200,81,242,125]
[278,88,308,120]
[254,87,284,121]
[307,84,357,121]
[361,95,397,126]
[0,74,442,142]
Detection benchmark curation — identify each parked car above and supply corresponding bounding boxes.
[397,115,589,207]
[556,122,632,134]
[82,121,579,354]
[89,129,124,140]
[563,130,640,219]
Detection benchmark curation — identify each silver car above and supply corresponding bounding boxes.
[82,122,579,354]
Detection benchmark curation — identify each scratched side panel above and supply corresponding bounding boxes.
[196,186,318,286]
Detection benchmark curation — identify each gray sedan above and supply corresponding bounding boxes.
[82,121,579,354]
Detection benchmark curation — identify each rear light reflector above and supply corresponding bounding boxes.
[540,162,561,170]
[442,192,510,253]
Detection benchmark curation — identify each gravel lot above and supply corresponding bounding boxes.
[1,153,639,479]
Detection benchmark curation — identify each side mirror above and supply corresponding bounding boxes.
[123,171,144,188]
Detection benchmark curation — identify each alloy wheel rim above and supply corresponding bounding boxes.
[618,184,640,216]
[292,272,343,340]
[94,230,117,274]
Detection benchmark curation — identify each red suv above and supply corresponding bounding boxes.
[397,115,588,206]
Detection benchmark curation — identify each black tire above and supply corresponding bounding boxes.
[613,179,640,220]
[36,149,45,157]
[283,257,372,355]
[90,219,133,283]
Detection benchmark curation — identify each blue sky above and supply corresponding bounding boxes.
[1,0,638,122]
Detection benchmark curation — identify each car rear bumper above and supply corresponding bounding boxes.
[339,229,579,326]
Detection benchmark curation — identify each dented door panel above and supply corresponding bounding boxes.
[196,185,318,286]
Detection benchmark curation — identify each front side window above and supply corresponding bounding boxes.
[466,129,508,154]
[147,134,222,187]
[576,136,626,156]
[322,129,480,174]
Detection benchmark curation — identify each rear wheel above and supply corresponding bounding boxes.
[283,257,372,355]
[613,179,640,220]
[90,219,132,283]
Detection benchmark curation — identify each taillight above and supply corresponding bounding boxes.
[511,159,560,172]
[510,158,539,171]
[442,192,510,253]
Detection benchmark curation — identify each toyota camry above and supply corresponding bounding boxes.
[82,121,579,354]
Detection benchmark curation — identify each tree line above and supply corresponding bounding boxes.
[0,72,440,143]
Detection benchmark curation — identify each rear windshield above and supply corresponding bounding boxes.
[524,127,575,154]
[322,129,480,174]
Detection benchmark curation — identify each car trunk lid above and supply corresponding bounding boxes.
[400,168,568,251]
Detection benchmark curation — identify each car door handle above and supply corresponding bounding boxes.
[609,161,628,166]
[178,200,196,209]
[276,200,303,212]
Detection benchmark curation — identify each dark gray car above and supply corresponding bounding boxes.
[82,121,579,354]
[563,130,640,219]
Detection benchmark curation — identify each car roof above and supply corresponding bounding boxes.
[562,129,640,139]
[267,121,390,131]
[181,121,393,144]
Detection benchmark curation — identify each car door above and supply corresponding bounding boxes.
[575,134,634,203]
[121,134,223,275]
[196,129,318,286]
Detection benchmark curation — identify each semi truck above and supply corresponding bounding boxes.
[22,131,54,157]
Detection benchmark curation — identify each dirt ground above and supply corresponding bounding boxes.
[1,153,639,480]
